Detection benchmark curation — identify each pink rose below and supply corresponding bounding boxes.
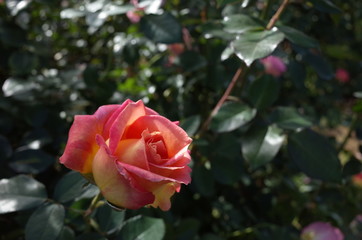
[59,100,192,211]
[301,222,344,240]
[352,173,362,188]
[126,10,142,23]
[335,68,350,83]
[260,55,287,77]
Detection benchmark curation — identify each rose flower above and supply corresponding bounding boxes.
[59,100,192,211]
[301,222,344,240]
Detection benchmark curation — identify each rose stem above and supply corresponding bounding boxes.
[198,0,290,134]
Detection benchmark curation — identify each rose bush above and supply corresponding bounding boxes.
[59,99,192,211]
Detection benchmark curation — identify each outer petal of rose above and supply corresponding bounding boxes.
[59,105,119,173]
[126,115,192,156]
[103,99,133,137]
[109,100,147,152]
[92,144,154,209]
[149,165,191,184]
[150,182,180,211]
[118,162,191,184]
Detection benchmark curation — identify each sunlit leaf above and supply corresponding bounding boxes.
[0,175,47,214]
[231,29,285,66]
[223,14,263,34]
[242,125,285,170]
[270,107,313,130]
[211,102,257,133]
[140,12,182,44]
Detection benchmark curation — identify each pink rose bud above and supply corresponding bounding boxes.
[335,68,350,83]
[352,173,362,188]
[59,100,192,211]
[260,55,287,77]
[126,10,142,23]
[301,222,344,240]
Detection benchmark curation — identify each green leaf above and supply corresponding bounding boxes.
[0,23,27,47]
[294,47,334,80]
[140,12,182,44]
[0,175,47,214]
[56,226,75,240]
[231,29,285,66]
[247,75,280,110]
[288,61,306,90]
[210,102,257,133]
[118,216,165,240]
[192,163,215,197]
[60,8,86,19]
[179,51,207,72]
[270,107,313,130]
[9,149,55,174]
[242,125,285,170]
[217,0,242,6]
[53,171,98,203]
[209,134,243,185]
[223,14,263,34]
[76,233,107,240]
[278,26,319,48]
[2,77,38,101]
[309,0,342,14]
[25,203,65,240]
[9,51,39,76]
[200,22,235,40]
[288,129,342,182]
[0,135,12,161]
[180,115,201,136]
[95,204,125,235]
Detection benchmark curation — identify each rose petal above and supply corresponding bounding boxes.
[103,99,133,137]
[109,100,147,152]
[59,105,119,173]
[157,145,191,167]
[115,138,149,170]
[118,162,191,184]
[149,165,192,184]
[93,144,154,209]
[150,182,180,211]
[126,115,192,156]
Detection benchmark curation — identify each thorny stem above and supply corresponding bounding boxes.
[198,0,290,134]
[200,67,244,133]
[266,0,290,30]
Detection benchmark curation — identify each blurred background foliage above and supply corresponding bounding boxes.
[0,0,362,239]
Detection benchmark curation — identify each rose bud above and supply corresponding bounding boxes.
[301,222,344,240]
[260,55,287,77]
[335,68,350,83]
[59,100,192,211]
